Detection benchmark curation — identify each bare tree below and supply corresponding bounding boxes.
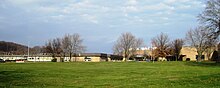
[61,35,71,60]
[113,32,143,61]
[113,44,122,56]
[45,33,86,62]
[151,33,170,58]
[70,33,86,61]
[61,33,86,62]
[44,42,52,54]
[45,38,62,58]
[218,44,220,62]
[198,0,220,38]
[170,39,184,61]
[198,0,220,62]
[205,38,219,60]
[186,26,211,62]
[31,46,43,55]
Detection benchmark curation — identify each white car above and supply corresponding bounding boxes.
[0,59,5,63]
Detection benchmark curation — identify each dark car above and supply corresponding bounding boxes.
[0,59,5,63]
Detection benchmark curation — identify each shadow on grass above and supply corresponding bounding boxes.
[185,61,220,67]
[0,70,31,87]
[177,73,220,87]
[198,73,220,87]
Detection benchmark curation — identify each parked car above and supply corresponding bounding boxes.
[16,59,25,63]
[0,59,5,63]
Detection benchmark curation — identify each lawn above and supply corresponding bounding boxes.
[0,62,220,88]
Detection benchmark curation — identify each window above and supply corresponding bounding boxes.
[84,57,91,62]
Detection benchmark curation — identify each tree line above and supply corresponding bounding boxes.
[0,41,28,55]
[44,33,86,61]
[113,0,220,62]
[0,0,219,62]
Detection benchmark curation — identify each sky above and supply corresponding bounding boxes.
[0,0,205,53]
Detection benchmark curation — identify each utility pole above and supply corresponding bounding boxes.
[151,43,154,63]
[28,42,29,59]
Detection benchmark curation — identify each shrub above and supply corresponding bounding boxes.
[51,58,57,62]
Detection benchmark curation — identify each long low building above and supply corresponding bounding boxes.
[0,53,123,62]
[0,55,55,62]
[180,46,217,61]
[61,53,108,62]
[134,46,217,61]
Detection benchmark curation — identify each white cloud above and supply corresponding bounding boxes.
[161,17,169,20]
[7,0,40,6]
[81,14,98,24]
[134,16,143,22]
[164,0,177,4]
[126,0,138,5]
[0,16,4,19]
[0,0,205,53]
[143,3,172,11]
[0,2,7,9]
[164,0,193,4]
[71,0,91,9]
[36,6,59,14]
[50,15,65,20]
[0,16,5,23]
[123,6,139,12]
[178,5,191,9]
[180,0,190,2]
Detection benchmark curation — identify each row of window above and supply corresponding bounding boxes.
[28,58,40,60]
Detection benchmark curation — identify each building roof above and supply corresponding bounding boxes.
[0,53,109,57]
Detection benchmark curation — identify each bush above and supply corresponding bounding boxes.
[51,58,57,62]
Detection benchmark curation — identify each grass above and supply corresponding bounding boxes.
[0,61,220,88]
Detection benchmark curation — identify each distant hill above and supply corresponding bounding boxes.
[0,41,28,55]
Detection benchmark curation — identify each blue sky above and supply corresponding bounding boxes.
[0,0,205,53]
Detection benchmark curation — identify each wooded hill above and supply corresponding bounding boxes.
[0,41,28,55]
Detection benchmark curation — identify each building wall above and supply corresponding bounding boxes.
[90,57,101,62]
[180,47,209,61]
[28,56,53,62]
[135,50,151,55]
[134,47,211,61]
[0,56,54,62]
[0,54,109,62]
[0,56,24,60]
[71,57,85,62]
[64,57,102,62]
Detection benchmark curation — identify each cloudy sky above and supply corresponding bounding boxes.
[0,0,205,53]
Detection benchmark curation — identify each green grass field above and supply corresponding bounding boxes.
[0,62,220,88]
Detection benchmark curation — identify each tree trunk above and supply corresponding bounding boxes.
[176,54,178,61]
[74,53,77,62]
[63,55,65,62]
[124,56,128,62]
[124,52,127,62]
[217,43,220,63]
[197,51,203,62]
[70,53,72,62]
